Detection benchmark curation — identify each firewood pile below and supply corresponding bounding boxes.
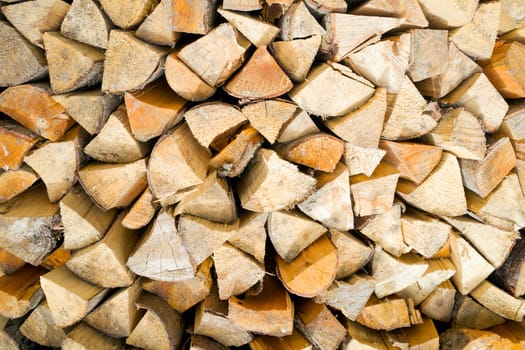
[1,0,525,348]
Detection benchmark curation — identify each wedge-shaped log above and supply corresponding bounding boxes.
[356,296,423,331]
[352,0,428,28]
[60,0,112,49]
[40,266,109,327]
[277,109,319,143]
[127,210,194,282]
[401,209,451,258]
[471,280,525,322]
[344,144,385,177]
[122,187,157,230]
[0,121,40,171]
[102,30,168,93]
[172,0,215,34]
[136,0,180,47]
[0,166,38,204]
[62,323,123,350]
[280,1,324,40]
[242,99,297,144]
[0,83,74,141]
[451,294,505,329]
[79,158,148,210]
[289,62,375,117]
[218,7,279,47]
[492,236,525,297]
[227,212,267,263]
[178,23,250,87]
[330,229,372,280]
[99,0,156,30]
[20,302,67,348]
[0,265,46,318]
[271,35,321,82]
[0,248,25,275]
[416,0,477,28]
[420,280,456,323]
[501,102,525,140]
[407,29,448,82]
[0,184,61,265]
[0,21,48,87]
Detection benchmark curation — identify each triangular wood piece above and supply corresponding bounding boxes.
[122,188,157,230]
[0,84,75,141]
[397,152,467,217]
[407,29,448,82]
[78,158,148,210]
[380,140,442,185]
[125,79,187,142]
[381,75,437,140]
[174,171,237,224]
[471,280,525,322]
[501,101,525,141]
[238,148,316,212]
[401,209,451,258]
[467,173,525,231]
[127,210,194,282]
[449,231,495,295]
[136,0,180,47]
[224,46,293,100]
[330,230,372,280]
[148,123,210,206]
[178,214,238,266]
[280,1,325,40]
[40,266,109,328]
[0,22,48,86]
[324,87,386,148]
[289,62,375,117]
[99,0,154,30]
[271,35,321,82]
[142,258,213,313]
[0,247,26,275]
[444,216,518,268]
[102,30,168,93]
[276,235,338,297]
[213,243,265,300]
[0,166,38,204]
[172,0,215,34]
[20,302,66,348]
[371,246,429,298]
[218,7,279,47]
[358,202,410,257]
[450,1,500,60]
[60,0,111,49]
[416,0,477,28]
[268,210,327,262]
[420,280,456,323]
[421,107,486,160]
[184,102,246,149]
[66,212,139,288]
[346,34,410,93]
[1,0,69,48]
[84,105,151,163]
[84,281,143,338]
[63,323,123,349]
[178,23,250,87]
[229,276,294,337]
[298,162,354,230]
[0,120,40,171]
[321,13,404,61]
[126,293,184,350]
[242,99,297,144]
[60,186,117,250]
[53,89,121,135]
[277,109,319,143]
[501,25,525,43]
[42,32,104,94]
[356,296,422,331]
[460,137,517,198]
[344,144,385,177]
[451,294,505,329]
[352,0,428,28]
[0,265,46,319]
[227,212,267,263]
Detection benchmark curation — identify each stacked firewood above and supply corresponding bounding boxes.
[1,0,525,348]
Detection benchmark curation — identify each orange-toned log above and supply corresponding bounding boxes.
[0,248,25,275]
[0,265,47,318]
[276,234,338,297]
[0,120,40,171]
[125,79,188,142]
[0,166,38,203]
[0,84,75,141]
[172,0,215,34]
[278,133,345,172]
[40,246,71,271]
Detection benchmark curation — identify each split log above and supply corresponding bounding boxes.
[98,0,156,30]
[250,329,311,350]
[242,99,296,144]
[421,107,486,160]
[127,209,194,282]
[102,30,169,93]
[0,120,40,171]
[329,229,372,280]
[407,29,448,82]
[42,32,104,94]
[0,184,61,265]
[147,123,210,206]
[0,21,48,86]
[471,280,525,322]
[401,209,451,258]
[420,280,456,323]
[277,109,319,143]
[84,281,143,338]
[343,144,385,177]
[62,323,123,350]
[1,0,69,48]
[451,295,505,329]
[289,62,375,117]
[125,293,183,350]
[60,0,112,49]
[229,276,294,337]
[0,265,45,318]
[178,23,250,87]
[279,0,324,40]
[121,187,158,230]
[501,102,525,140]
[295,297,347,350]
[276,234,338,297]
[0,83,75,141]
[60,186,117,250]
[389,317,440,350]
[227,212,267,263]
[352,0,428,28]
[0,167,38,204]
[416,0,477,28]
[492,236,525,297]
[379,140,442,185]
[0,248,25,275]
[271,35,321,82]
[20,302,67,348]
[142,258,212,313]
[442,73,508,134]
[356,296,422,331]
[136,0,179,47]
[40,265,110,327]
[52,89,121,135]
[325,87,386,148]
[164,52,217,102]
[78,158,148,210]
[125,80,187,142]
[219,7,279,47]
[172,0,215,34]
[238,148,316,212]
